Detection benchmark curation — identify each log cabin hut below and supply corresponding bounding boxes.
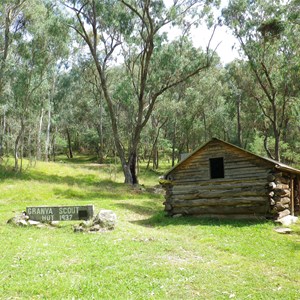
[160,138,300,220]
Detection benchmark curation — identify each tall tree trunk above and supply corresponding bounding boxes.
[45,106,51,162]
[37,108,44,160]
[96,124,104,163]
[20,130,25,172]
[147,118,167,169]
[274,130,280,162]
[237,94,242,147]
[14,120,25,172]
[0,109,6,156]
[263,135,274,160]
[51,127,57,161]
[172,120,177,167]
[93,57,131,183]
[128,150,138,184]
[98,95,104,163]
[154,148,159,169]
[152,145,158,169]
[27,131,32,162]
[203,112,207,142]
[66,128,73,159]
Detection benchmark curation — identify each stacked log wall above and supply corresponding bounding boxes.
[163,141,273,217]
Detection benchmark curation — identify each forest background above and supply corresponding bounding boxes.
[0,0,299,184]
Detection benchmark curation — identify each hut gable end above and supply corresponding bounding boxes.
[161,138,300,219]
[167,139,273,183]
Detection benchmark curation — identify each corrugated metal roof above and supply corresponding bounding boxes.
[163,138,300,178]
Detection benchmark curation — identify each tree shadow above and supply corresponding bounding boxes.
[55,155,98,164]
[130,210,273,228]
[0,164,123,189]
[116,201,162,217]
[52,187,138,202]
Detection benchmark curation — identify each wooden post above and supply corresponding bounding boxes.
[291,177,294,216]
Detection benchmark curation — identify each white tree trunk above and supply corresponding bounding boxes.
[45,105,51,162]
[37,108,44,160]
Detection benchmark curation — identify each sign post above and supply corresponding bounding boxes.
[26,205,94,222]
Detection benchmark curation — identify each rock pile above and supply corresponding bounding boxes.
[7,212,58,229]
[7,209,117,233]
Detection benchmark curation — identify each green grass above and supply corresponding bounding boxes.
[0,157,300,299]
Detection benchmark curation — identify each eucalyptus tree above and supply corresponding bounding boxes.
[145,60,227,167]
[0,0,27,95]
[223,0,300,161]
[0,0,27,156]
[53,62,112,160]
[5,0,69,170]
[224,59,265,149]
[65,0,219,184]
[80,61,109,162]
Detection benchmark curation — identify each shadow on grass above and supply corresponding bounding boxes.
[67,163,124,174]
[0,164,162,191]
[55,155,99,164]
[115,198,272,228]
[131,210,273,228]
[52,187,141,201]
[116,201,162,217]
[0,165,123,189]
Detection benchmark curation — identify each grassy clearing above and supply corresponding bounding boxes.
[0,157,300,299]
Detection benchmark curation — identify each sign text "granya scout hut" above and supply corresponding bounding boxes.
[26,205,94,222]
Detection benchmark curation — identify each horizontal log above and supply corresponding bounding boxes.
[170,197,267,208]
[173,168,208,175]
[268,182,276,189]
[224,165,269,172]
[173,174,266,185]
[171,205,268,215]
[172,168,270,179]
[172,185,267,194]
[225,172,270,179]
[221,173,269,180]
[169,189,267,200]
[172,179,267,190]
[172,184,267,194]
[172,178,263,185]
[184,154,273,166]
[181,214,267,220]
[178,162,270,174]
[176,155,272,171]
